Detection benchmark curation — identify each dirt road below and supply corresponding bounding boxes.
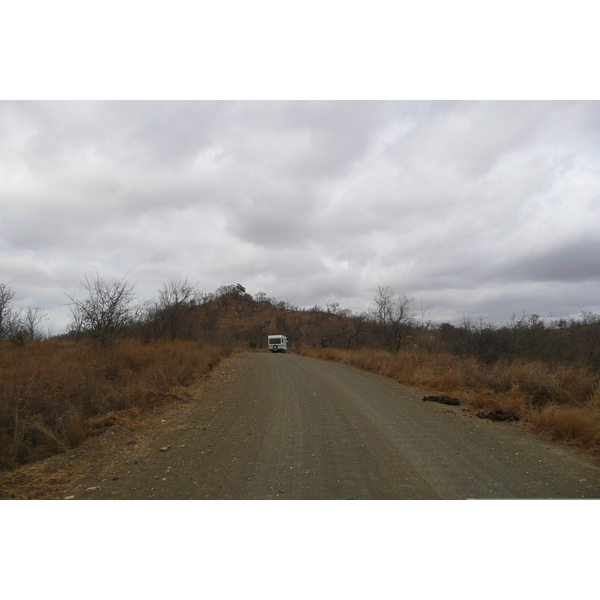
[11,352,600,499]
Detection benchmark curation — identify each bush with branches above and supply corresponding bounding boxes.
[66,274,146,345]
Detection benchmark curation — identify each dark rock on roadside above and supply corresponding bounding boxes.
[422,395,461,406]
[477,409,520,422]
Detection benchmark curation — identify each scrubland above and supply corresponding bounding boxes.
[0,339,228,470]
[3,277,600,472]
[300,347,600,453]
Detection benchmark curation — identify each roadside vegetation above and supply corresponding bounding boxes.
[300,347,600,452]
[296,288,600,454]
[1,277,600,471]
[0,339,226,469]
[0,276,235,470]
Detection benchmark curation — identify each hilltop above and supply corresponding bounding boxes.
[175,288,363,351]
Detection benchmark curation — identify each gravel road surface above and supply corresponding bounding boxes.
[45,352,600,499]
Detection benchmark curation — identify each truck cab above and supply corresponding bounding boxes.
[268,335,288,353]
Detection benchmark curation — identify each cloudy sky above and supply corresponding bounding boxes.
[1,100,599,332]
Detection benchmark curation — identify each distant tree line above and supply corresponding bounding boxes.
[434,311,600,369]
[4,275,600,371]
[251,285,600,371]
[59,277,417,350]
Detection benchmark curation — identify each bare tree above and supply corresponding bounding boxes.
[4,308,27,345]
[0,283,16,339]
[0,284,49,344]
[153,277,203,340]
[347,312,370,349]
[0,284,25,344]
[66,274,143,345]
[370,286,415,351]
[253,291,269,303]
[22,306,48,340]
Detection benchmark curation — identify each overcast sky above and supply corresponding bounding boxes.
[1,100,599,332]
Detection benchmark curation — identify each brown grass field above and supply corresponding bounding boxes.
[0,339,229,470]
[300,347,600,453]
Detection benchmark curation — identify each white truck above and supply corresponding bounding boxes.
[268,334,288,353]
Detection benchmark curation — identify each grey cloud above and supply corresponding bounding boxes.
[3,101,222,169]
[2,100,600,330]
[218,101,394,179]
[501,236,600,283]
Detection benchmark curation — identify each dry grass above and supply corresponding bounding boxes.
[0,339,229,470]
[529,405,600,448]
[300,346,600,453]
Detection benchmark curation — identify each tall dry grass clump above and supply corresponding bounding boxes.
[0,339,229,470]
[529,406,600,448]
[300,346,600,452]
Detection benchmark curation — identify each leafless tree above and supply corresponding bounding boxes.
[370,286,415,351]
[22,306,48,340]
[153,277,203,340]
[0,284,49,344]
[0,283,16,339]
[3,308,27,345]
[253,291,269,303]
[347,312,370,349]
[66,274,144,345]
